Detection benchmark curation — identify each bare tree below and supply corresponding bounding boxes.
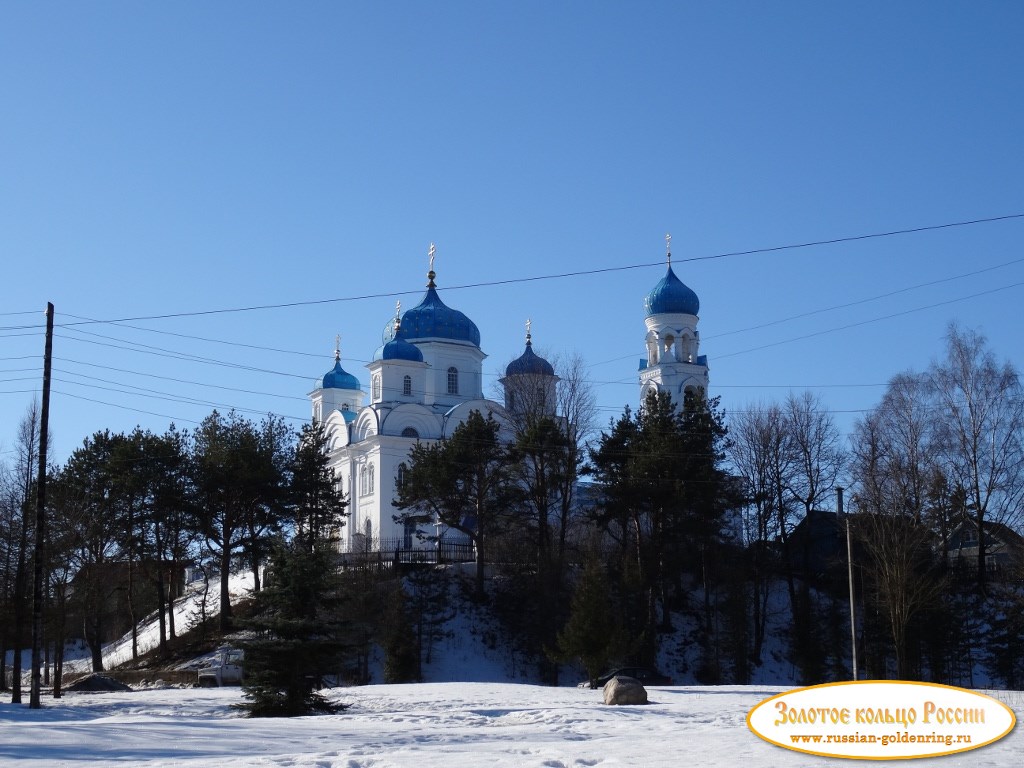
[729,400,796,663]
[850,372,933,523]
[784,391,845,518]
[9,400,45,703]
[927,324,1024,591]
[853,506,946,679]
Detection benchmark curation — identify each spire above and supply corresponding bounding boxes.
[525,317,532,346]
[665,232,672,267]
[394,300,402,333]
[427,242,437,288]
[334,333,341,362]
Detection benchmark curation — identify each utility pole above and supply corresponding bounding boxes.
[30,302,53,709]
[838,486,857,681]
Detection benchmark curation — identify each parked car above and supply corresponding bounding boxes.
[198,647,244,687]
[578,666,673,689]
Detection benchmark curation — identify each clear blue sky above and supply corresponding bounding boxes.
[2,1,1023,466]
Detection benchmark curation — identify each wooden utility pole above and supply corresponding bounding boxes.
[29,302,53,709]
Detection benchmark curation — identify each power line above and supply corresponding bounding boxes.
[706,255,1024,342]
[0,211,1011,331]
[56,359,310,401]
[715,280,1024,361]
[52,390,203,426]
[55,329,312,381]
[61,313,326,359]
[52,377,309,422]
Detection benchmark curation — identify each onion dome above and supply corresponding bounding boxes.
[374,303,424,362]
[383,258,481,346]
[644,244,699,316]
[505,321,554,376]
[322,355,360,391]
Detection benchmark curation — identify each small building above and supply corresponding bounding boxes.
[946,518,1024,577]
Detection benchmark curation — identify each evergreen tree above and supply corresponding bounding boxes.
[588,390,734,661]
[193,410,292,630]
[554,554,628,686]
[404,565,454,672]
[380,582,419,683]
[238,541,350,717]
[394,410,514,599]
[290,420,347,550]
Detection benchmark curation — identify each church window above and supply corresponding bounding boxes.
[397,463,407,490]
[364,518,373,543]
[372,374,381,400]
[314,402,322,422]
[359,465,367,495]
[401,427,419,438]
[367,463,375,495]
[447,367,459,395]
[403,518,417,549]
[403,375,412,396]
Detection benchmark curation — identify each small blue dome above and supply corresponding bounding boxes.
[384,285,481,347]
[373,335,424,362]
[505,341,554,377]
[644,265,699,317]
[322,358,360,391]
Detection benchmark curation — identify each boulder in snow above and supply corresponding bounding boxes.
[603,675,647,705]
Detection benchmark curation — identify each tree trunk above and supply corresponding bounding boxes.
[219,543,233,633]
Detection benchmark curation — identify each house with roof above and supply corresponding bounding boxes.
[946,517,1024,577]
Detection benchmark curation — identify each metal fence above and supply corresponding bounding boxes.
[337,536,476,569]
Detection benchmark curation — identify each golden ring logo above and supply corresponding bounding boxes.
[747,681,1016,760]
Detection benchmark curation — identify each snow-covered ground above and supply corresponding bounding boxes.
[4,569,1019,766]
[0,682,1020,767]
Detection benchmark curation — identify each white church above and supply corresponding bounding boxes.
[309,240,708,553]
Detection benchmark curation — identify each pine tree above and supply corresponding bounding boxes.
[554,554,629,686]
[238,542,350,717]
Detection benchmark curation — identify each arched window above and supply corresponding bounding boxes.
[403,375,412,397]
[372,374,382,400]
[359,465,368,495]
[367,463,375,495]
[401,427,419,438]
[447,366,459,395]
[364,518,372,542]
[397,463,406,490]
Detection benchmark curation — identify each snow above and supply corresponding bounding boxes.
[58,571,258,675]
[4,569,1020,766]
[0,682,1020,767]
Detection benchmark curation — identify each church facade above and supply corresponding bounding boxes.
[309,242,708,553]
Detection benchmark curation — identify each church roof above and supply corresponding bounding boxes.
[505,339,554,377]
[384,272,481,347]
[373,334,424,362]
[322,358,360,391]
[644,263,699,317]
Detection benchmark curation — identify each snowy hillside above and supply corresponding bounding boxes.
[61,571,258,676]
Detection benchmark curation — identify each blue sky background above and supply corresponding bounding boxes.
[2,1,1023,468]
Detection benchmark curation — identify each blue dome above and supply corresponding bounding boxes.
[505,341,554,377]
[644,265,699,317]
[322,358,360,391]
[373,335,424,362]
[384,285,481,346]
